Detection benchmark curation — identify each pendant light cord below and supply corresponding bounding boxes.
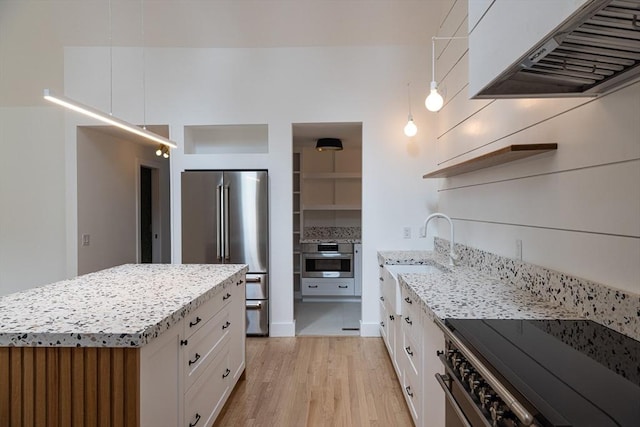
[109,0,113,115]
[141,0,146,129]
[407,82,412,116]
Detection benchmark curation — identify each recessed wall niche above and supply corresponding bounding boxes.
[184,124,269,154]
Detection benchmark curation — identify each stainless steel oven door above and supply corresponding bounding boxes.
[436,373,491,427]
[301,252,354,278]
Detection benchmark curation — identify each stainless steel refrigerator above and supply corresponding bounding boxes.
[181,170,269,336]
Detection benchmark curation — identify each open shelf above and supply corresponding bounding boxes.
[302,204,361,211]
[423,144,558,178]
[303,172,362,179]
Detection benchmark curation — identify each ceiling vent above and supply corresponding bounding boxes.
[476,0,640,98]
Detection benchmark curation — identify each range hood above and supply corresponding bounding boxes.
[475,0,640,98]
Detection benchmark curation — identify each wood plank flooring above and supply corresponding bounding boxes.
[214,337,413,427]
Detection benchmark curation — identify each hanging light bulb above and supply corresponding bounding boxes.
[403,82,417,137]
[404,114,417,137]
[425,81,444,112]
[162,146,170,158]
[156,145,163,156]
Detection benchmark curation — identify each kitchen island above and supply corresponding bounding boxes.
[0,263,247,427]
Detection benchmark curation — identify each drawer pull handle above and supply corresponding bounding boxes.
[380,321,385,327]
[404,317,412,325]
[189,317,202,328]
[222,321,231,330]
[247,302,262,310]
[389,315,395,321]
[338,285,348,289]
[246,276,262,283]
[380,296,384,301]
[188,353,201,366]
[236,280,243,286]
[222,368,231,379]
[405,386,413,398]
[180,339,188,346]
[189,413,201,427]
[379,276,383,281]
[405,346,413,356]
[309,285,318,288]
[404,297,412,304]
[223,292,231,300]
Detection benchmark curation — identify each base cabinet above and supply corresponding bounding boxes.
[138,272,247,427]
[380,265,445,427]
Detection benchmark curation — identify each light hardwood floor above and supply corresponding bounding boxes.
[214,337,413,427]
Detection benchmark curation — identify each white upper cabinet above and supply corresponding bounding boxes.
[468,0,590,98]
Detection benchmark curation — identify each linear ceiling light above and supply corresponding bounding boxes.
[43,89,177,149]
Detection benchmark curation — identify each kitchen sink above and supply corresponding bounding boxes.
[382,262,450,314]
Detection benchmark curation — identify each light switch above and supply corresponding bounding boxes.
[82,234,90,247]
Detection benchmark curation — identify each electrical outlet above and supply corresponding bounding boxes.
[403,227,411,239]
[516,239,522,260]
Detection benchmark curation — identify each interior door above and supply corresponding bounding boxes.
[223,171,268,272]
[181,171,223,264]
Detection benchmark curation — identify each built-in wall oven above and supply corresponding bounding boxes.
[302,243,353,278]
[436,319,639,427]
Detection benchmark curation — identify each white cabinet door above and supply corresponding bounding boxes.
[230,277,246,381]
[422,316,446,427]
[140,321,182,427]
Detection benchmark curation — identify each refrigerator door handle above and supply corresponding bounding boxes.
[216,184,223,260]
[223,185,230,261]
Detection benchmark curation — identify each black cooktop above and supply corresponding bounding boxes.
[446,319,640,427]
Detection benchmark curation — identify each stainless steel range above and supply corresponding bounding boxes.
[436,319,640,427]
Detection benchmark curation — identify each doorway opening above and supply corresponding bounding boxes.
[139,164,161,263]
[292,122,363,336]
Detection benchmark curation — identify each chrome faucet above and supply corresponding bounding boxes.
[424,213,458,266]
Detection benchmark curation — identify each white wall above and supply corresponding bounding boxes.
[433,0,640,294]
[76,126,171,275]
[62,44,441,335]
[0,107,67,295]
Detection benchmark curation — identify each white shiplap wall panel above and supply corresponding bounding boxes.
[436,95,590,164]
[431,1,640,294]
[440,161,640,237]
[436,81,640,187]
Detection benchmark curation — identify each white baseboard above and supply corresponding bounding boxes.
[269,321,296,337]
[359,321,381,337]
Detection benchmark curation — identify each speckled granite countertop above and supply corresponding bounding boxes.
[377,250,581,323]
[0,263,247,348]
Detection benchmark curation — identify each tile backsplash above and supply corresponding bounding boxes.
[435,237,640,341]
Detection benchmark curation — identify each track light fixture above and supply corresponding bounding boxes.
[426,36,467,112]
[156,144,170,158]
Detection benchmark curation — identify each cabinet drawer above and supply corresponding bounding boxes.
[185,285,233,339]
[401,329,421,377]
[301,279,354,296]
[184,307,231,391]
[402,360,422,426]
[401,290,422,343]
[184,345,230,427]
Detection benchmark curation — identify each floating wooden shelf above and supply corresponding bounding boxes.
[423,144,558,178]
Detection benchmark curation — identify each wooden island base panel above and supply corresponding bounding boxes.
[0,347,140,426]
[0,263,248,427]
